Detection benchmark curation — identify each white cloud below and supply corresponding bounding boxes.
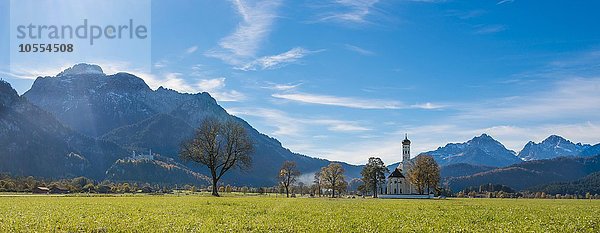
[344,44,375,56]
[185,46,199,54]
[206,0,282,65]
[474,24,507,34]
[497,0,514,5]
[458,77,600,121]
[195,77,246,102]
[272,92,446,110]
[262,82,302,91]
[238,47,322,71]
[272,92,404,109]
[319,0,380,24]
[90,61,245,102]
[228,107,371,137]
[271,93,404,109]
[410,102,445,110]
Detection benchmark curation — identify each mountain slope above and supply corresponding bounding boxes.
[518,135,590,161]
[580,143,600,157]
[421,134,522,167]
[447,155,600,191]
[0,80,126,178]
[528,171,600,195]
[105,155,210,186]
[440,163,497,178]
[23,64,362,186]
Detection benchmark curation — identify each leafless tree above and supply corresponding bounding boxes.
[180,117,253,197]
[278,161,300,198]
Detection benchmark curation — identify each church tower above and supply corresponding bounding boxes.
[402,133,411,163]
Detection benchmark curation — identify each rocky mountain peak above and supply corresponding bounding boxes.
[518,135,591,161]
[0,79,19,107]
[469,133,501,145]
[421,133,521,167]
[57,63,105,77]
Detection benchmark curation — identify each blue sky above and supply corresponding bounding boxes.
[1,0,600,165]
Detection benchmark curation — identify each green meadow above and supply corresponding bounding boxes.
[0,195,598,232]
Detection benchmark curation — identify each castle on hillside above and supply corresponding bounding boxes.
[379,134,417,195]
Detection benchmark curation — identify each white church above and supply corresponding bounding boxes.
[378,135,424,197]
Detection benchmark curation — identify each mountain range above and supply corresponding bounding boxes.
[419,134,522,167]
[446,155,600,192]
[2,63,600,188]
[518,135,591,161]
[8,64,362,186]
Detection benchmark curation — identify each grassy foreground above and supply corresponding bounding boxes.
[0,195,599,232]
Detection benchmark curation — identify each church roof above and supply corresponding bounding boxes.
[402,133,411,145]
[388,168,405,178]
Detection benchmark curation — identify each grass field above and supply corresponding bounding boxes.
[0,195,599,232]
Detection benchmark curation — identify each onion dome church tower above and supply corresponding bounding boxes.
[382,134,416,195]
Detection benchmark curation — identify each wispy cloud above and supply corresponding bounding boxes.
[228,107,371,137]
[317,0,380,24]
[344,44,375,56]
[497,0,514,5]
[410,102,445,110]
[153,45,200,69]
[262,82,302,91]
[195,77,246,102]
[474,24,506,34]
[272,92,403,109]
[272,92,444,110]
[185,46,199,54]
[238,47,322,71]
[1,64,75,80]
[457,77,600,122]
[445,9,486,20]
[206,0,282,65]
[92,61,245,102]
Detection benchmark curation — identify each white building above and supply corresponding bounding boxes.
[380,134,417,195]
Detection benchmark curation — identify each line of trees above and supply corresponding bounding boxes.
[0,174,174,194]
[276,161,350,198]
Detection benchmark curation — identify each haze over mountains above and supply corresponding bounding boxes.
[15,64,362,186]
[1,63,600,189]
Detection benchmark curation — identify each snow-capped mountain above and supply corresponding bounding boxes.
[420,134,522,167]
[518,135,591,161]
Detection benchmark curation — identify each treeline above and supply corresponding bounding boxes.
[528,171,600,196]
[0,174,181,193]
[0,173,337,196]
[454,181,600,199]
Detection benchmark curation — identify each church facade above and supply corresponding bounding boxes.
[379,135,417,195]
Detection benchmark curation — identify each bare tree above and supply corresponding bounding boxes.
[313,171,322,197]
[278,161,300,198]
[407,155,440,194]
[320,163,347,198]
[361,157,388,198]
[180,117,253,197]
[298,182,305,196]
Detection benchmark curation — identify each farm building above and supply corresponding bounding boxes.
[32,187,50,194]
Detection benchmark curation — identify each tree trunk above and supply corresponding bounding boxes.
[285,185,289,198]
[373,182,378,198]
[211,178,220,197]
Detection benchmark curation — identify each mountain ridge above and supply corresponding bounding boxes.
[518,135,590,161]
[20,64,363,186]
